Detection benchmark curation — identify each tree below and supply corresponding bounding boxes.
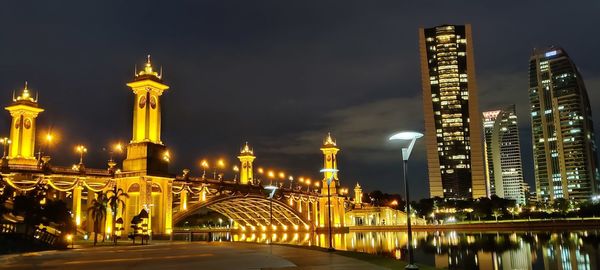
[552,198,570,216]
[368,190,384,206]
[492,208,503,222]
[473,197,492,221]
[87,192,108,246]
[12,184,48,235]
[413,198,435,219]
[107,188,129,245]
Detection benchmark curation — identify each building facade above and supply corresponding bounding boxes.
[529,47,600,202]
[419,24,486,199]
[483,105,526,204]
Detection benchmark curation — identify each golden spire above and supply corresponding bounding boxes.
[240,141,254,156]
[136,54,162,79]
[13,81,37,103]
[355,182,361,189]
[323,132,337,147]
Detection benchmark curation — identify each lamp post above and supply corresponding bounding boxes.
[389,131,423,270]
[200,159,209,179]
[264,185,278,244]
[233,165,239,182]
[215,159,225,179]
[75,145,87,165]
[320,168,338,252]
[267,170,275,186]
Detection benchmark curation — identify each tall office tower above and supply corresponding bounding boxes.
[529,47,599,202]
[419,24,486,199]
[483,105,526,204]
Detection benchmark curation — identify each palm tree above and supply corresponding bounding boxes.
[107,187,129,245]
[87,192,108,246]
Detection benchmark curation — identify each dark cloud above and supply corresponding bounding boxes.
[0,1,598,199]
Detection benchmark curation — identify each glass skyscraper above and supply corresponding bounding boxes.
[419,24,486,199]
[529,47,599,202]
[483,105,526,205]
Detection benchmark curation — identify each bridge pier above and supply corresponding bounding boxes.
[72,184,83,227]
[180,188,188,211]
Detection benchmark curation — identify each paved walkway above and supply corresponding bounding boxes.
[0,242,389,270]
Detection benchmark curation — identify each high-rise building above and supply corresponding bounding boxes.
[419,24,486,199]
[483,105,526,204]
[529,47,599,202]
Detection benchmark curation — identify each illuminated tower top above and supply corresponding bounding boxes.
[135,55,163,81]
[12,81,38,104]
[5,82,44,163]
[321,133,339,192]
[322,132,337,148]
[354,182,362,205]
[238,142,256,185]
[122,56,170,175]
[127,55,169,144]
[239,142,254,156]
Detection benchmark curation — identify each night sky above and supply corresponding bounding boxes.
[1,1,598,200]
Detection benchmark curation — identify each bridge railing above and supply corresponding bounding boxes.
[173,176,320,197]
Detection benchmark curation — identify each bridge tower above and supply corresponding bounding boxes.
[318,133,346,229]
[5,82,44,166]
[354,182,362,207]
[119,55,173,236]
[237,142,255,184]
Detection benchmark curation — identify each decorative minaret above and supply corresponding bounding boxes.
[123,55,170,174]
[5,82,44,165]
[128,55,168,144]
[354,182,363,207]
[237,142,255,185]
[119,55,173,237]
[320,132,339,191]
[318,133,345,230]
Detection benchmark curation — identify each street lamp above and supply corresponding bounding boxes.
[305,178,311,192]
[320,168,338,252]
[162,150,171,163]
[110,142,123,161]
[215,159,225,179]
[264,184,278,244]
[43,132,54,158]
[233,165,239,182]
[75,145,87,165]
[389,131,423,270]
[200,159,209,179]
[267,170,275,185]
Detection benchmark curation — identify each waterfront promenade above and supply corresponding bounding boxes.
[350,218,600,232]
[0,241,428,270]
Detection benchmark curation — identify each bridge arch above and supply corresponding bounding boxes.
[173,194,312,230]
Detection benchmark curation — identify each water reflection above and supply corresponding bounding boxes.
[206,230,599,269]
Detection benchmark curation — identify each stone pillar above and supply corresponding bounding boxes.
[72,185,83,227]
[105,206,113,237]
[164,180,173,235]
[180,188,188,211]
[199,186,206,202]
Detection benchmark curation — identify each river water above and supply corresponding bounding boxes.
[209,230,599,269]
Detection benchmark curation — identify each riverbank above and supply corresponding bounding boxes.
[350,217,600,232]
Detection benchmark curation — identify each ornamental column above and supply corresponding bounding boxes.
[237,142,255,185]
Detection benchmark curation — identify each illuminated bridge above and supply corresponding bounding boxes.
[0,56,347,237]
